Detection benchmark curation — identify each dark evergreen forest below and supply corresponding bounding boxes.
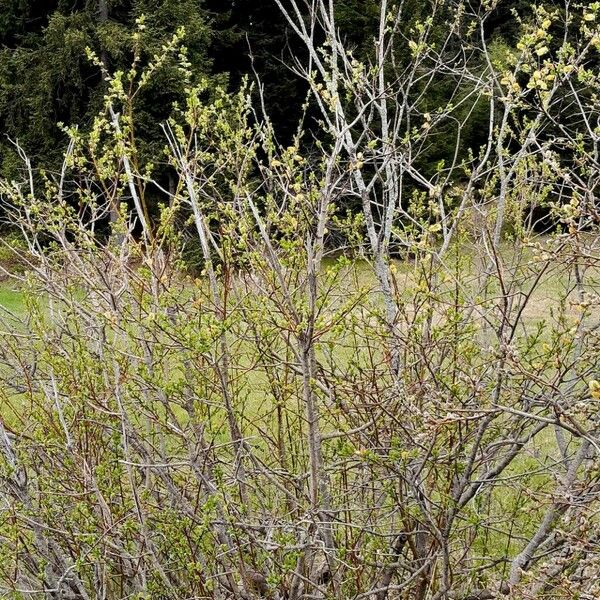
[0,0,540,179]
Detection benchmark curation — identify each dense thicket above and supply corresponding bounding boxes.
[0,2,599,599]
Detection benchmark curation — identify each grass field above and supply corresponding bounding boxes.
[0,250,597,323]
[0,280,25,315]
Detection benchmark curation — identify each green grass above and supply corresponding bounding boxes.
[0,281,25,314]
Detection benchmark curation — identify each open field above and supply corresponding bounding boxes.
[0,280,25,315]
